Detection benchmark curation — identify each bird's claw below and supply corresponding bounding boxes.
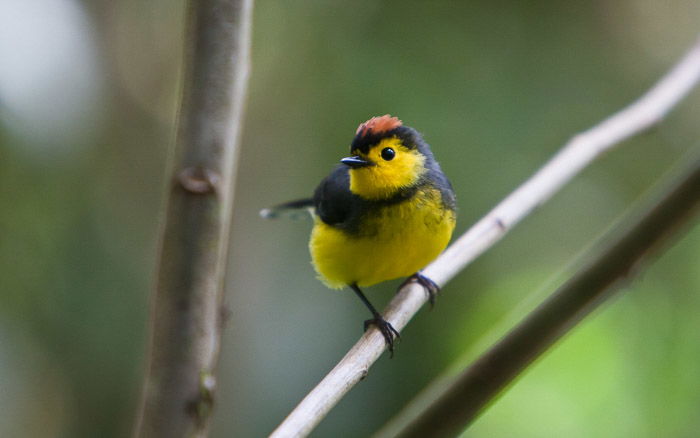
[364,316,401,357]
[400,272,441,308]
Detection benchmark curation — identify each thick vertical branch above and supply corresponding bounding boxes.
[134,1,252,437]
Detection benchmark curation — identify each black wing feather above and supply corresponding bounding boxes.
[313,165,363,232]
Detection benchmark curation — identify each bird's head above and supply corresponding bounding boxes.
[342,115,433,200]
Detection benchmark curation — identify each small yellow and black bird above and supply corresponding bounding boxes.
[261,115,456,355]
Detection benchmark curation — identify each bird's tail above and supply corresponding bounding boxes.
[259,198,314,220]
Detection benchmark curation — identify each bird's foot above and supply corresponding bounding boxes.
[364,316,400,358]
[400,272,441,308]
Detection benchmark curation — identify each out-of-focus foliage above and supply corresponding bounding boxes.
[0,1,698,437]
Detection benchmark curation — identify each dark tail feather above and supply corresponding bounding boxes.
[259,198,314,219]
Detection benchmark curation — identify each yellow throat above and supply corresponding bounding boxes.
[348,137,426,200]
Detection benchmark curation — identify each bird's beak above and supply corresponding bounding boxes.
[341,155,373,168]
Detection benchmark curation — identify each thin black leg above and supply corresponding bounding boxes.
[349,283,400,357]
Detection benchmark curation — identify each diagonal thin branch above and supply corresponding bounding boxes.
[134,1,253,437]
[269,36,700,438]
[382,154,700,438]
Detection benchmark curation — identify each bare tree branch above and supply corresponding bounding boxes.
[134,1,253,437]
[269,36,700,438]
[381,154,700,438]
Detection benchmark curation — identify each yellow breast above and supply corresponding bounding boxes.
[309,187,456,289]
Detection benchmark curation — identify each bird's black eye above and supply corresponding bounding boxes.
[381,147,395,161]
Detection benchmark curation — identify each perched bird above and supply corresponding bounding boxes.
[261,115,456,355]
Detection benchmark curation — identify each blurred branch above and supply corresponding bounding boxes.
[134,1,252,438]
[269,36,700,438]
[383,154,700,438]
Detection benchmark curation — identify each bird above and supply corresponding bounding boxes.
[260,115,456,356]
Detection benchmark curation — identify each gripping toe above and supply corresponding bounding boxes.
[400,272,441,308]
[364,317,401,357]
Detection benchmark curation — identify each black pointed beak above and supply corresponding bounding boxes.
[341,155,373,168]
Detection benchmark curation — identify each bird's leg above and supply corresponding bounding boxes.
[349,283,400,357]
[400,271,441,308]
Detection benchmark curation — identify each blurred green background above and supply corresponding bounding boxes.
[1,1,699,437]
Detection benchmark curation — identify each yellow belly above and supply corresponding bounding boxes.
[309,189,456,289]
